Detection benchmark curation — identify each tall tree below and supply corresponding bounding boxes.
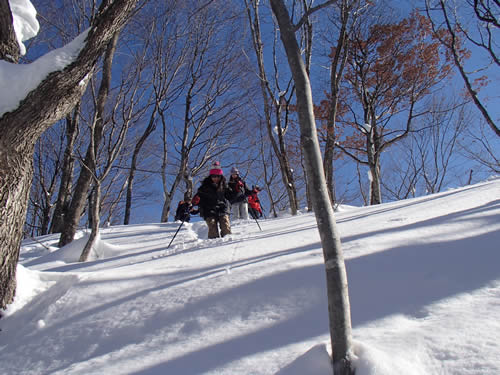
[321,0,367,206]
[382,97,470,199]
[26,125,66,236]
[159,0,250,222]
[58,32,121,247]
[0,0,139,310]
[269,1,354,374]
[79,51,134,262]
[49,108,80,234]
[336,11,453,204]
[245,0,300,215]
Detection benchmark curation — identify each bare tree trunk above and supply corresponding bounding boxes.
[368,161,382,205]
[324,0,352,205]
[245,0,299,215]
[0,1,24,308]
[0,0,19,63]
[79,183,101,262]
[366,137,382,205]
[270,1,354,374]
[0,142,33,309]
[58,33,119,247]
[50,107,80,233]
[0,0,139,309]
[124,107,157,225]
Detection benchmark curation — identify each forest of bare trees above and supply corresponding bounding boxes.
[1,0,498,372]
[19,0,498,241]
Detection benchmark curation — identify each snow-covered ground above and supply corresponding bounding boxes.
[1,177,499,375]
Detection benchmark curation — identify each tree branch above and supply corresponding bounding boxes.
[292,0,337,32]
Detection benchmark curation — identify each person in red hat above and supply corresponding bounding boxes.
[192,162,232,238]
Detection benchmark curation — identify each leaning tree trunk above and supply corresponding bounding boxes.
[270,1,355,374]
[0,0,139,309]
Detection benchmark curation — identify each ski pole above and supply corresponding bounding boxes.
[253,216,262,231]
[167,220,184,249]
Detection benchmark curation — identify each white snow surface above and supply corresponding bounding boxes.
[1,177,499,374]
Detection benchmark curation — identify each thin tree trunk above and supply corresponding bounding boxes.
[366,128,382,205]
[50,106,79,233]
[79,183,101,262]
[58,33,119,247]
[245,0,299,215]
[324,0,350,206]
[270,1,354,374]
[124,108,157,225]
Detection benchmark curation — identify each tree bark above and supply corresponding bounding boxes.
[270,1,354,374]
[58,32,119,247]
[0,0,19,63]
[123,110,157,225]
[50,107,80,233]
[245,0,299,215]
[79,183,101,262]
[0,0,139,309]
[324,0,351,206]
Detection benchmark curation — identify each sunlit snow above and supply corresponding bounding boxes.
[1,177,499,375]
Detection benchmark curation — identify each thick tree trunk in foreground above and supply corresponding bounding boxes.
[0,0,139,309]
[270,1,354,374]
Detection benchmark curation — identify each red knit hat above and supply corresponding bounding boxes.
[209,161,223,176]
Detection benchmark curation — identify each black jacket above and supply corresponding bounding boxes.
[174,201,198,222]
[194,176,231,219]
[227,176,250,204]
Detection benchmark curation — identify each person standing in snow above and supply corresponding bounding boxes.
[192,162,232,239]
[227,167,251,220]
[174,195,198,222]
[247,185,263,220]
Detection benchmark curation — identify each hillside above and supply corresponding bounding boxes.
[1,177,499,375]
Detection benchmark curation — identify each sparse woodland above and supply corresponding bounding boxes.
[1,1,498,373]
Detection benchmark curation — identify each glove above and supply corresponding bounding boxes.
[192,195,200,205]
[235,180,244,193]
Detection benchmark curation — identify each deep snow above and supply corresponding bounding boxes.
[1,177,499,374]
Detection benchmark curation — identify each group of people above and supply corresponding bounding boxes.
[174,161,263,239]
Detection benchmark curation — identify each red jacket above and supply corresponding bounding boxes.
[247,191,262,214]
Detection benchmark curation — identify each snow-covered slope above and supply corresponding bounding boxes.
[1,177,499,375]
